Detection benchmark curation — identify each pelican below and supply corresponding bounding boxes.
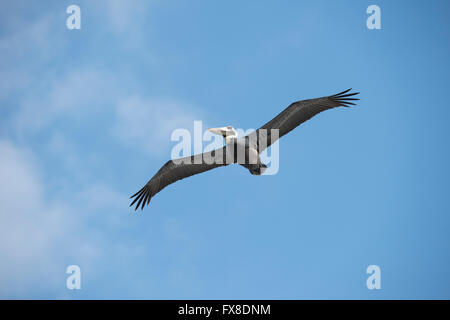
[130,89,359,210]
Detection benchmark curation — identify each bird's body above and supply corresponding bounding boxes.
[224,136,267,175]
[130,89,359,210]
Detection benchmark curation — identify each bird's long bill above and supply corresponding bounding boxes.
[208,127,227,136]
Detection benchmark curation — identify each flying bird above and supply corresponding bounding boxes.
[130,89,359,210]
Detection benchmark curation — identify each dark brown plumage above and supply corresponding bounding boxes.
[252,88,359,152]
[130,89,359,210]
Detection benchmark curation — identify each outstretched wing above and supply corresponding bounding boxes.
[249,89,359,151]
[130,147,229,210]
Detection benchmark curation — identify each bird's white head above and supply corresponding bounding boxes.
[208,126,237,144]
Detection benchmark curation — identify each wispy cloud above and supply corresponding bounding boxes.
[0,1,207,298]
[0,140,72,297]
[0,10,61,101]
[0,139,138,298]
[114,95,203,154]
[10,69,117,135]
[99,0,153,34]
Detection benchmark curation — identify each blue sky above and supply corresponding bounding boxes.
[0,0,449,299]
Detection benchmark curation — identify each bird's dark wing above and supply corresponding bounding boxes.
[130,147,229,210]
[248,89,359,151]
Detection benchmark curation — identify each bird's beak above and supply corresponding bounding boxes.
[208,127,226,136]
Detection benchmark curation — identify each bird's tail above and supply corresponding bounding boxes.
[249,163,267,175]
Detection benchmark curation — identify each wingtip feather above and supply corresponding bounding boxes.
[331,89,360,107]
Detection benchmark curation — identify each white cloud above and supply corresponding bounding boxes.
[114,95,203,154]
[10,68,121,136]
[0,12,60,100]
[0,2,200,156]
[0,140,70,297]
[0,2,209,298]
[0,10,56,60]
[0,140,126,298]
[101,0,151,34]
[4,60,201,155]
[8,67,204,155]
